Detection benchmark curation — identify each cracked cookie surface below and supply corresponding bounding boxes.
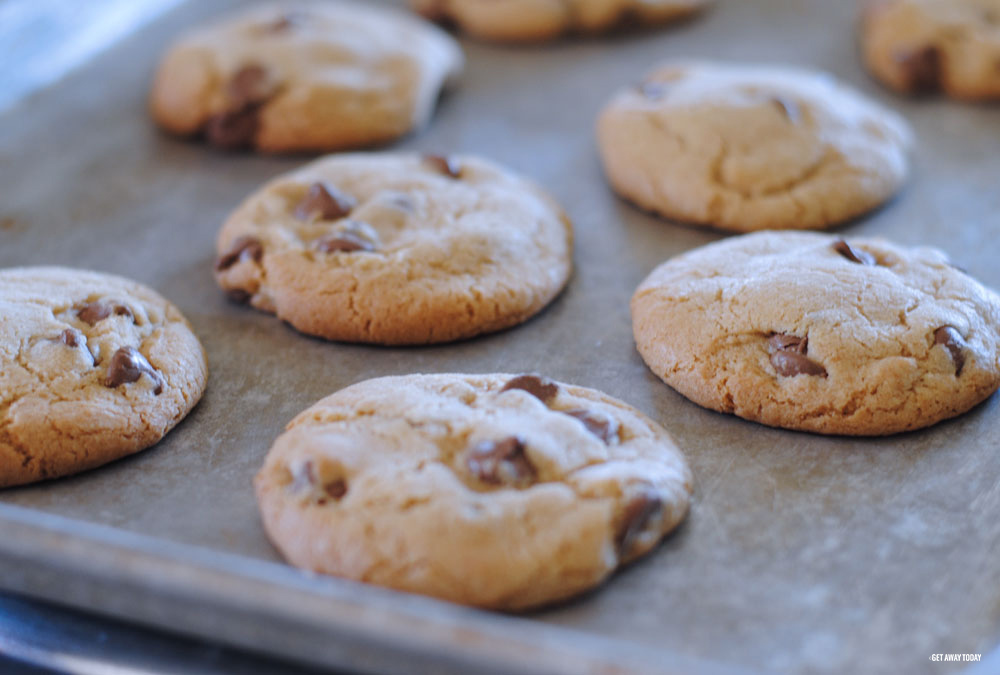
[150,2,463,152]
[597,61,913,233]
[255,373,692,610]
[410,0,710,43]
[631,232,1000,435]
[0,267,208,488]
[214,152,573,345]
[862,0,1000,100]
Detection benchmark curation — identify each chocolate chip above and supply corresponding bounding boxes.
[204,108,259,150]
[424,154,462,179]
[768,333,827,378]
[501,374,559,404]
[215,236,263,272]
[616,489,663,557]
[467,436,536,487]
[768,333,807,354]
[832,239,876,266]
[58,328,83,348]
[934,326,967,376]
[323,479,348,500]
[104,346,163,395]
[770,96,801,124]
[203,65,279,150]
[894,45,942,94]
[227,64,277,108]
[294,182,357,221]
[563,409,620,444]
[226,289,252,305]
[76,301,133,326]
[289,460,349,504]
[312,222,377,253]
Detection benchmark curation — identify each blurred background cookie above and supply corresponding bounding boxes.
[150,2,463,152]
[862,0,1000,99]
[410,0,711,43]
[597,61,913,232]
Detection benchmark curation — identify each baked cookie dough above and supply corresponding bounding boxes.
[0,267,208,488]
[410,0,710,43]
[214,152,573,345]
[255,373,692,610]
[862,0,1000,99]
[631,232,1000,435]
[597,61,913,232]
[150,2,463,152]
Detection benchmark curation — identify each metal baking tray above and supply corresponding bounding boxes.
[1,1,999,673]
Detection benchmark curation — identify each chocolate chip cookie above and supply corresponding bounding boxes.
[150,2,463,152]
[0,267,208,487]
[410,0,711,43]
[862,0,1000,100]
[631,232,1000,435]
[255,373,692,610]
[214,152,573,345]
[597,61,913,232]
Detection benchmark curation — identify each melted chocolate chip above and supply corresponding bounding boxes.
[289,460,347,503]
[76,301,133,326]
[770,96,801,124]
[467,436,536,487]
[424,154,462,179]
[204,65,279,150]
[771,351,828,378]
[295,182,357,221]
[894,45,942,94]
[226,289,252,305]
[104,346,163,395]
[227,64,277,108]
[934,326,967,376]
[313,231,376,253]
[768,334,827,378]
[312,221,378,253]
[215,236,263,272]
[204,109,260,150]
[323,479,348,500]
[501,374,559,404]
[768,333,807,354]
[832,239,876,266]
[616,489,663,556]
[563,409,620,444]
[58,328,83,348]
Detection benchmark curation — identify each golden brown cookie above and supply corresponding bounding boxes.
[0,267,208,487]
[411,0,711,43]
[631,232,1000,435]
[255,373,692,610]
[597,61,913,232]
[862,0,1000,99]
[214,152,573,345]
[150,2,463,152]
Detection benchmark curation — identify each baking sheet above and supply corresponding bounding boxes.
[1,0,999,673]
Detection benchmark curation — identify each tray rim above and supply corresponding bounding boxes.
[0,502,755,675]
